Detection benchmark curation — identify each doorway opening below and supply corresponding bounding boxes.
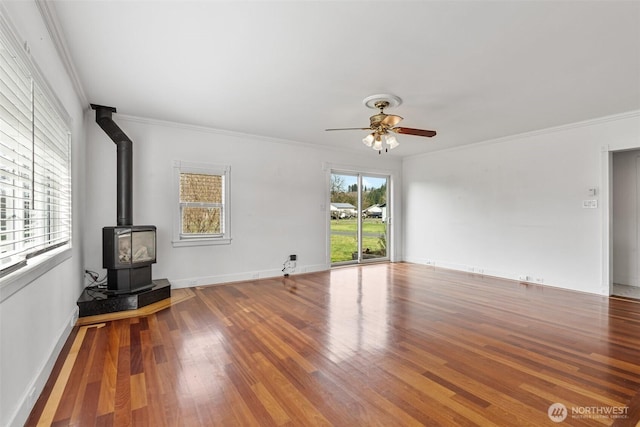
[330,171,389,266]
[611,149,640,299]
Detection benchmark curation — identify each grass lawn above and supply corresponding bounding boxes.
[330,219,386,263]
[331,218,386,234]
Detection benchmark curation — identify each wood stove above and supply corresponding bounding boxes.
[78,105,169,317]
[102,225,156,294]
[91,104,158,294]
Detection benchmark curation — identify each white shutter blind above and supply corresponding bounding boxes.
[32,83,71,254]
[0,30,71,276]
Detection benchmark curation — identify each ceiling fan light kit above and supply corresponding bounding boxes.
[326,94,437,154]
[362,133,375,147]
[363,132,399,153]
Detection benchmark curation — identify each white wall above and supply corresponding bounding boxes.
[403,113,640,295]
[83,115,403,288]
[612,149,640,286]
[0,2,86,426]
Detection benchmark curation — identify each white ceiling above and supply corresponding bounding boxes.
[49,1,640,157]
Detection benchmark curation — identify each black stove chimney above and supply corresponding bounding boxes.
[91,104,157,295]
[90,104,132,226]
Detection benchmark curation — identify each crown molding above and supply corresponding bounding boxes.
[114,112,387,158]
[35,0,88,107]
[406,110,640,161]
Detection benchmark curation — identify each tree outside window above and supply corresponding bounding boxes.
[173,161,231,247]
[180,173,223,235]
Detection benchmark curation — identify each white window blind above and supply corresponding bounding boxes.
[0,30,71,277]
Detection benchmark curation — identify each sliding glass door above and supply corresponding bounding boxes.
[330,171,389,265]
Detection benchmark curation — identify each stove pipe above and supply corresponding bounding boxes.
[90,104,133,226]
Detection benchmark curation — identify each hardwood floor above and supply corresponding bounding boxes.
[27,263,640,426]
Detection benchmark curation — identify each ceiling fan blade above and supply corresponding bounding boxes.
[392,127,437,138]
[381,114,403,127]
[325,127,371,131]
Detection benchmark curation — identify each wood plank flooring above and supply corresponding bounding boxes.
[26,263,640,426]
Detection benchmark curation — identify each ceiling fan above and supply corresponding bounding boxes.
[326,94,436,154]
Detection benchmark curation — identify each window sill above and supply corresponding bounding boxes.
[0,246,72,303]
[172,238,232,248]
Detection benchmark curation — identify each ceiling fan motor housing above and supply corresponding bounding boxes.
[370,113,388,128]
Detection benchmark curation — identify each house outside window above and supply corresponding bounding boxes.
[173,160,230,247]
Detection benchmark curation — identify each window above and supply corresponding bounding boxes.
[173,161,230,247]
[0,21,71,278]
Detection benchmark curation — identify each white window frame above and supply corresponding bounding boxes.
[0,10,72,302]
[172,160,231,247]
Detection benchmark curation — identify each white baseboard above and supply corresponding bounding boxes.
[168,263,330,289]
[404,258,607,296]
[8,305,78,427]
[406,256,543,282]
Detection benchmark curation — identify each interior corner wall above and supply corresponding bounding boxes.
[612,149,640,287]
[83,115,402,289]
[0,2,86,427]
[403,113,640,295]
